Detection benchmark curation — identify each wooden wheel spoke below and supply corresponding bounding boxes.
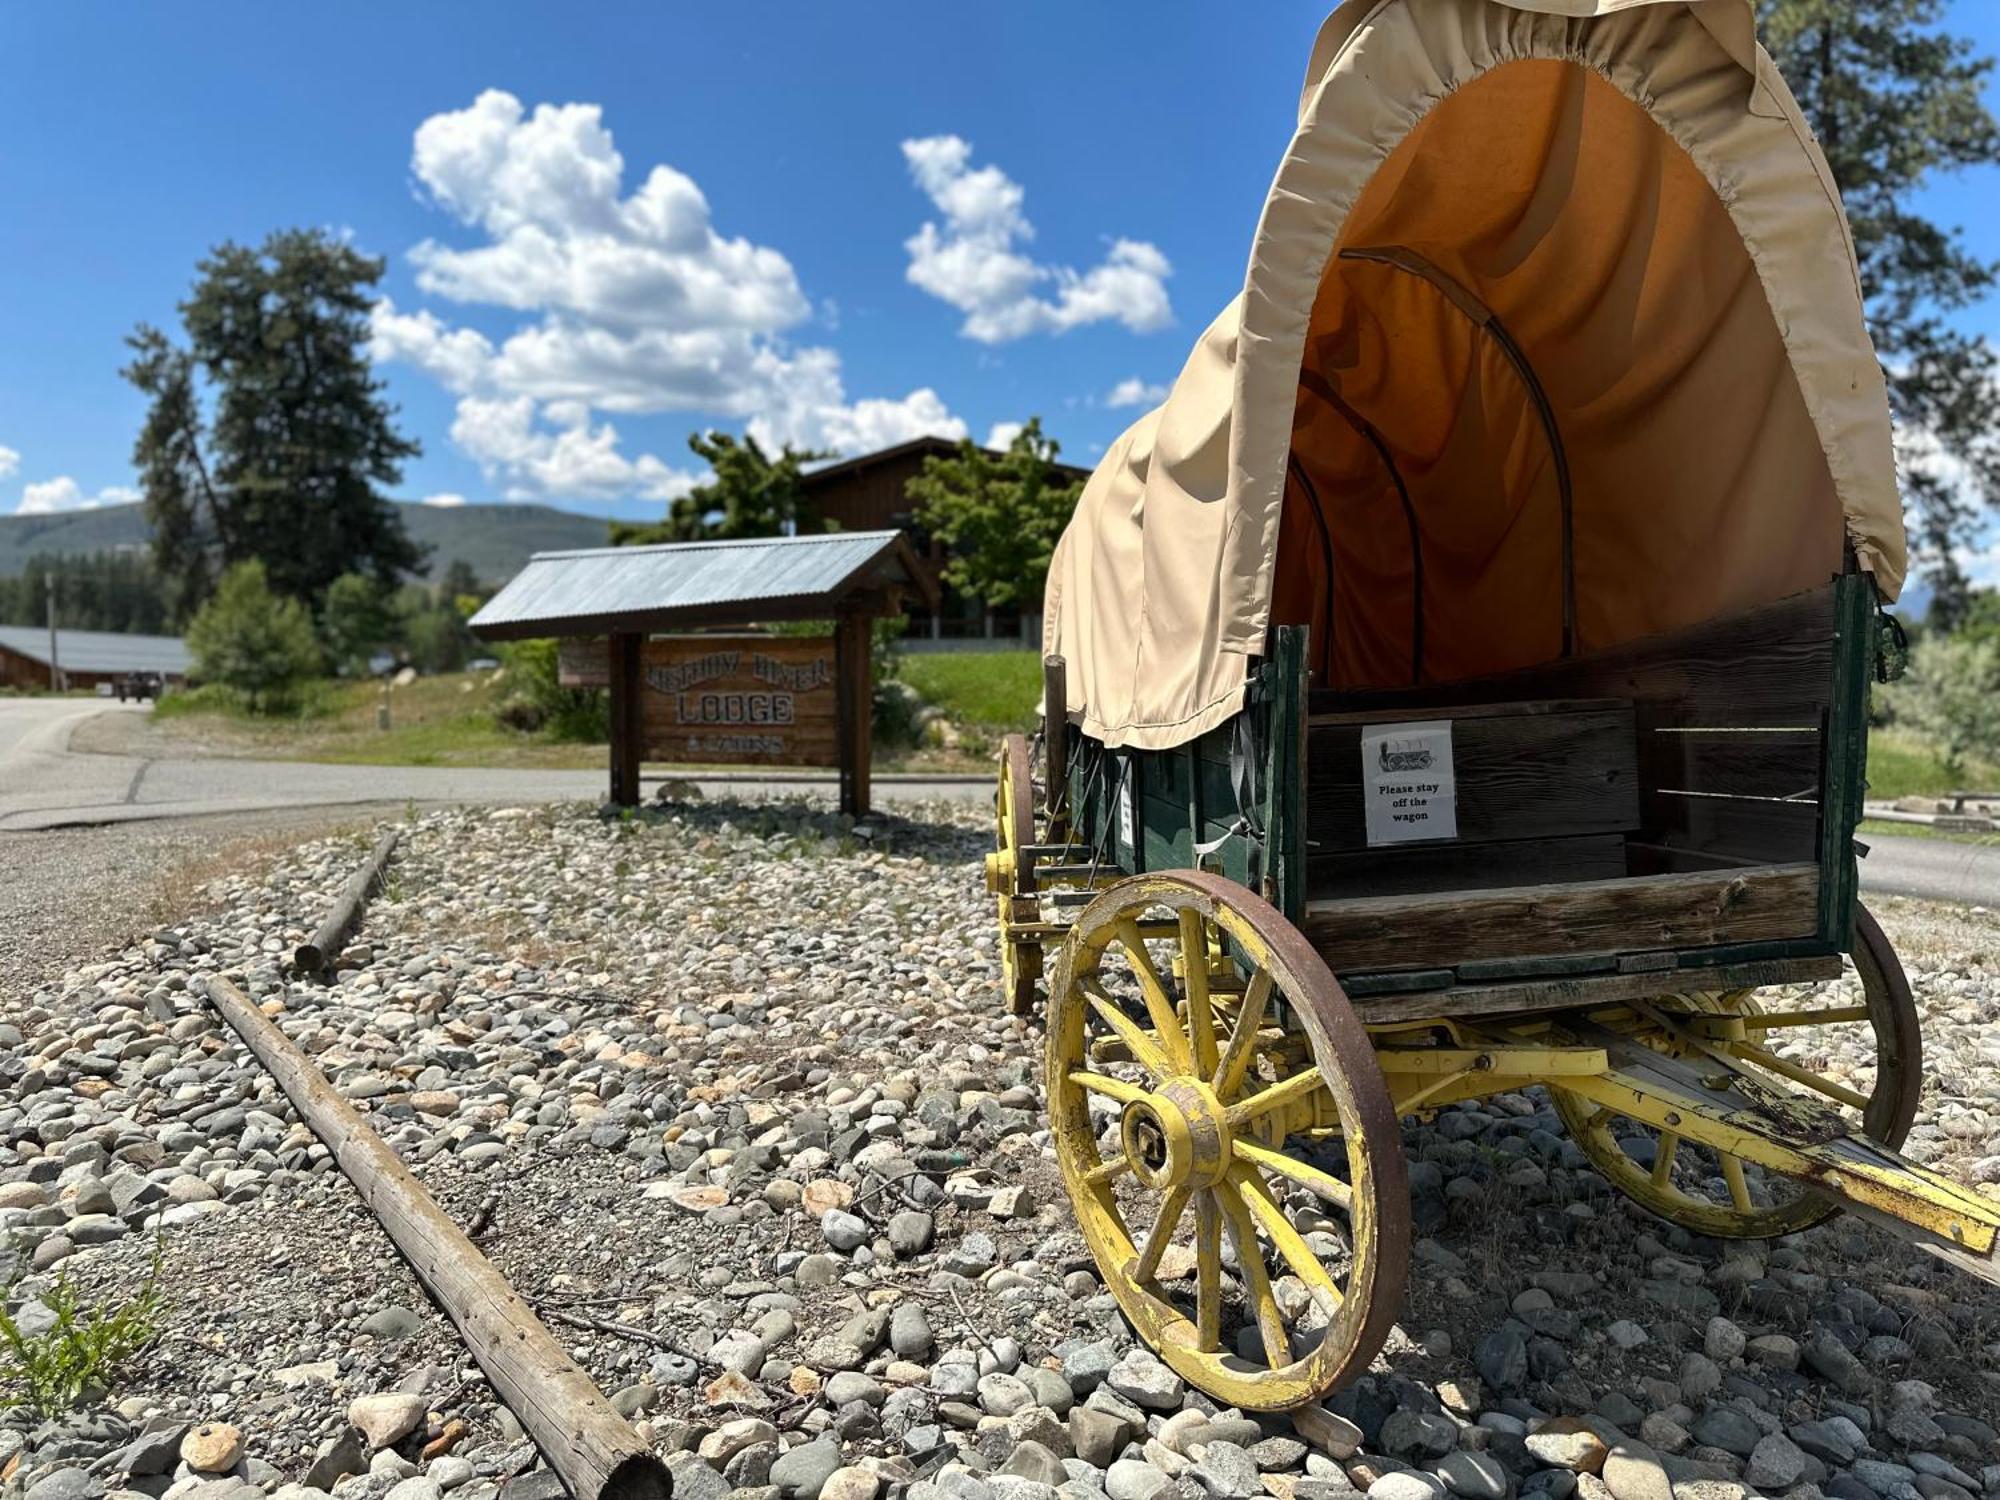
[1069,1070,1148,1105]
[1116,919,1193,1074]
[1223,1065,1323,1131]
[1179,909,1219,1079]
[1233,1137,1353,1214]
[1230,1165,1342,1304]
[1719,1152,1754,1213]
[1213,971,1271,1100]
[1132,1184,1192,1284]
[1083,982,1175,1079]
[1217,1183,1291,1370]
[1733,1041,1873,1111]
[1084,1153,1131,1187]
[1194,1191,1222,1352]
[1650,1130,1681,1190]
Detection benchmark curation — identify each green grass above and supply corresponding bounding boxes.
[149,674,603,769]
[1867,728,2000,802]
[138,668,999,772]
[1858,818,2000,848]
[895,651,1042,731]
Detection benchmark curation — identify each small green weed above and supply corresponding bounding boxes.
[0,1241,166,1417]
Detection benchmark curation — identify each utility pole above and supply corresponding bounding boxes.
[45,573,63,692]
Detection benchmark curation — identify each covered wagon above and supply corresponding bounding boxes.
[986,0,2000,1412]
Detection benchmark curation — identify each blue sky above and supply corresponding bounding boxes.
[3,2,1997,534]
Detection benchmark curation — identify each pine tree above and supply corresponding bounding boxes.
[124,229,426,617]
[124,328,227,622]
[1758,0,2000,622]
[185,559,324,712]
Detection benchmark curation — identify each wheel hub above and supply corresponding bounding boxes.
[984,849,1015,894]
[1120,1078,1230,1191]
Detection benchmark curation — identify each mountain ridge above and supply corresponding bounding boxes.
[0,501,615,587]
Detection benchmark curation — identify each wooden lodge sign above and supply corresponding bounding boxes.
[561,635,838,766]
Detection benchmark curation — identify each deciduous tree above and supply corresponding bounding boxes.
[907,419,1081,615]
[610,432,827,545]
[319,572,397,678]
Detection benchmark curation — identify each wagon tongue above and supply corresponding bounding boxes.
[1561,1015,2000,1281]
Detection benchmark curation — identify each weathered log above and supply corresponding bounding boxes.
[296,828,401,974]
[201,976,671,1500]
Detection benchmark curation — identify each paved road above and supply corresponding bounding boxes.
[0,698,984,832]
[1858,830,2000,908]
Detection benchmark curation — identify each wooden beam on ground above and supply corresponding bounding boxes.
[295,829,401,975]
[201,976,670,1500]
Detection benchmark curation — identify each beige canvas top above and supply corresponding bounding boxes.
[1046,0,1906,750]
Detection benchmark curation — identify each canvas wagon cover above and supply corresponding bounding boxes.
[1046,0,1906,750]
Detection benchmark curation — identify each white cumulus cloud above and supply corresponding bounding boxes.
[369,302,496,395]
[745,346,965,454]
[371,89,965,503]
[421,493,468,508]
[15,477,139,516]
[451,395,702,504]
[901,135,1173,344]
[1106,376,1169,409]
[0,446,19,480]
[986,421,1025,449]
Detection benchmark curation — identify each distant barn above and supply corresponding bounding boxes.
[0,626,190,692]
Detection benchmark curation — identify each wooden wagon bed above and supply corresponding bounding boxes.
[1059,573,1875,1016]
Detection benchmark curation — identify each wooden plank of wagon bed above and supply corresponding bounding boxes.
[1303,863,1821,973]
[1347,953,1845,1025]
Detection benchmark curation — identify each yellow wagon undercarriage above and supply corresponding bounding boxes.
[998,737,2000,1412]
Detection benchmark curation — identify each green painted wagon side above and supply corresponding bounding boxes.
[1058,570,1879,1006]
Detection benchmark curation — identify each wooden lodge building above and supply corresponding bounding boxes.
[798,437,1090,648]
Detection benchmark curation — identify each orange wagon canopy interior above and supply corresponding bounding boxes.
[1277,58,1844,692]
[1045,0,1906,749]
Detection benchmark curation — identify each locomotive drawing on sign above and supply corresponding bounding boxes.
[1375,737,1434,774]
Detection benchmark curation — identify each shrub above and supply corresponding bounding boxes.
[185,560,323,713]
[1,1243,165,1417]
[318,572,396,678]
[496,638,608,742]
[1883,632,2000,776]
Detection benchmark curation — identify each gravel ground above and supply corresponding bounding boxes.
[1,800,1995,1500]
[0,809,408,996]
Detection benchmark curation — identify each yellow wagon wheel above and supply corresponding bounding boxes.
[1047,871,1409,1411]
[1550,903,1922,1240]
[987,732,1042,1017]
